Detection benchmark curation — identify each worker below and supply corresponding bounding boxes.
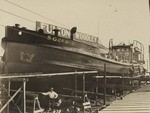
[129,64,134,77]
[142,67,146,75]
[42,87,59,111]
[129,65,135,86]
[138,65,141,75]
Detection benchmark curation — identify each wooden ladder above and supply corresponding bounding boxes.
[26,93,44,113]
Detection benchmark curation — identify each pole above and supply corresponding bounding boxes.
[114,79,116,99]
[0,71,98,79]
[74,73,77,113]
[75,72,77,97]
[7,79,11,113]
[22,79,26,113]
[96,72,99,106]
[139,78,141,86]
[122,71,124,96]
[103,64,106,105]
[121,71,124,99]
[82,73,85,113]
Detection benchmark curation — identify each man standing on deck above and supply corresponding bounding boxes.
[129,65,135,87]
[129,64,135,77]
[42,87,59,111]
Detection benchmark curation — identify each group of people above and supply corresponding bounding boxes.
[129,64,147,77]
[42,87,91,112]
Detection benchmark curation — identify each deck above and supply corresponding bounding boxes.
[100,84,150,113]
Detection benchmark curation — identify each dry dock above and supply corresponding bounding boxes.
[100,84,150,113]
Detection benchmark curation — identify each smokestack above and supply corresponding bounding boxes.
[70,27,77,40]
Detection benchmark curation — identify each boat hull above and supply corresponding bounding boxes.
[3,42,131,75]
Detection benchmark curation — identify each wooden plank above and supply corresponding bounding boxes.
[97,83,138,89]
[9,89,82,99]
[0,71,98,79]
[63,88,112,97]
[93,75,142,80]
[100,91,150,113]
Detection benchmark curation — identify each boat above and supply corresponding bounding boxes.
[1,21,145,76]
[0,22,146,112]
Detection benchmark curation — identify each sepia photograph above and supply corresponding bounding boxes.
[0,0,150,113]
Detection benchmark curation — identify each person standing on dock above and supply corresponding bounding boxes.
[42,87,59,111]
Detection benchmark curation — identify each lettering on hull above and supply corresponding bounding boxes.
[47,36,68,43]
[36,21,98,43]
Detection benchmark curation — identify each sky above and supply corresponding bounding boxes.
[0,0,150,68]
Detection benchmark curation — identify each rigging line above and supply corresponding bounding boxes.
[0,8,35,23]
[3,0,70,28]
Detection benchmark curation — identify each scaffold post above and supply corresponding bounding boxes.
[0,87,22,113]
[103,63,106,105]
[22,78,26,113]
[96,72,99,106]
[7,79,11,113]
[82,72,85,113]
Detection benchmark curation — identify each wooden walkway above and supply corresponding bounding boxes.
[100,84,150,113]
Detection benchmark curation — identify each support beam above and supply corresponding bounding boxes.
[22,79,26,113]
[7,79,11,113]
[114,79,116,99]
[96,73,99,106]
[0,71,98,79]
[93,76,142,80]
[82,73,85,113]
[75,74,77,97]
[63,88,112,97]
[122,71,124,96]
[74,73,77,112]
[103,64,106,105]
[0,87,22,113]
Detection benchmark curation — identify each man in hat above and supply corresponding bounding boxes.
[42,87,58,99]
[42,87,59,111]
